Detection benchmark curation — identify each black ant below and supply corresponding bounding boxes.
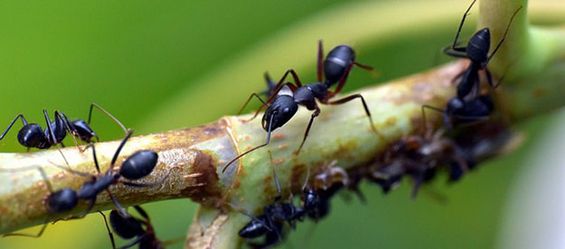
[0,103,127,151]
[237,152,307,248]
[444,0,521,98]
[223,40,376,173]
[1,130,164,238]
[98,205,164,249]
[422,2,521,128]
[239,158,348,247]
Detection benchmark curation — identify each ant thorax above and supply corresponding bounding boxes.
[277,85,293,97]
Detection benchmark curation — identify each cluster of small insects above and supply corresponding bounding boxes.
[0,104,175,249]
[226,0,522,248]
[0,0,523,248]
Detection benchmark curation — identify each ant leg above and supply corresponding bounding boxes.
[443,47,468,58]
[132,205,150,221]
[54,111,81,150]
[109,130,134,170]
[277,69,303,87]
[484,69,497,89]
[43,109,57,145]
[116,236,145,249]
[0,165,55,192]
[221,114,275,173]
[71,200,96,220]
[267,151,282,199]
[317,40,324,82]
[107,190,129,218]
[47,158,92,177]
[421,104,446,131]
[88,103,128,135]
[262,72,277,97]
[294,107,320,155]
[327,64,353,98]
[327,94,379,136]
[98,211,117,249]
[487,6,523,63]
[237,93,267,117]
[0,114,28,140]
[2,220,49,238]
[353,62,374,71]
[447,0,477,52]
[84,143,104,174]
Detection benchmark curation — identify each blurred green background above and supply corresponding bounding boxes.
[0,0,563,248]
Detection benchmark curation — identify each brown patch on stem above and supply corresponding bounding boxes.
[182,151,222,207]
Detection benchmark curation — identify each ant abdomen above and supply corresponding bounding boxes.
[324,45,355,85]
[109,210,145,239]
[467,28,491,63]
[17,124,48,148]
[119,150,159,180]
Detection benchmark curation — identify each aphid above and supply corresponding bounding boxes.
[223,40,376,173]
[304,163,349,220]
[99,205,164,249]
[368,129,469,198]
[1,130,163,237]
[0,103,127,151]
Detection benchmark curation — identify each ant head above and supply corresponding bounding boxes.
[109,209,145,239]
[464,95,495,117]
[262,95,298,132]
[467,28,490,64]
[302,189,320,210]
[71,119,97,142]
[324,45,355,85]
[446,97,465,115]
[17,124,49,149]
[119,150,159,180]
[46,188,78,213]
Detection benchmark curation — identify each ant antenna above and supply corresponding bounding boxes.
[87,103,128,135]
[452,0,477,48]
[301,164,311,191]
[487,6,523,63]
[222,115,275,173]
[98,211,117,249]
[109,129,134,169]
[268,151,282,197]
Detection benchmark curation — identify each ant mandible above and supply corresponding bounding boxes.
[0,103,127,151]
[223,40,377,173]
[1,130,162,238]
